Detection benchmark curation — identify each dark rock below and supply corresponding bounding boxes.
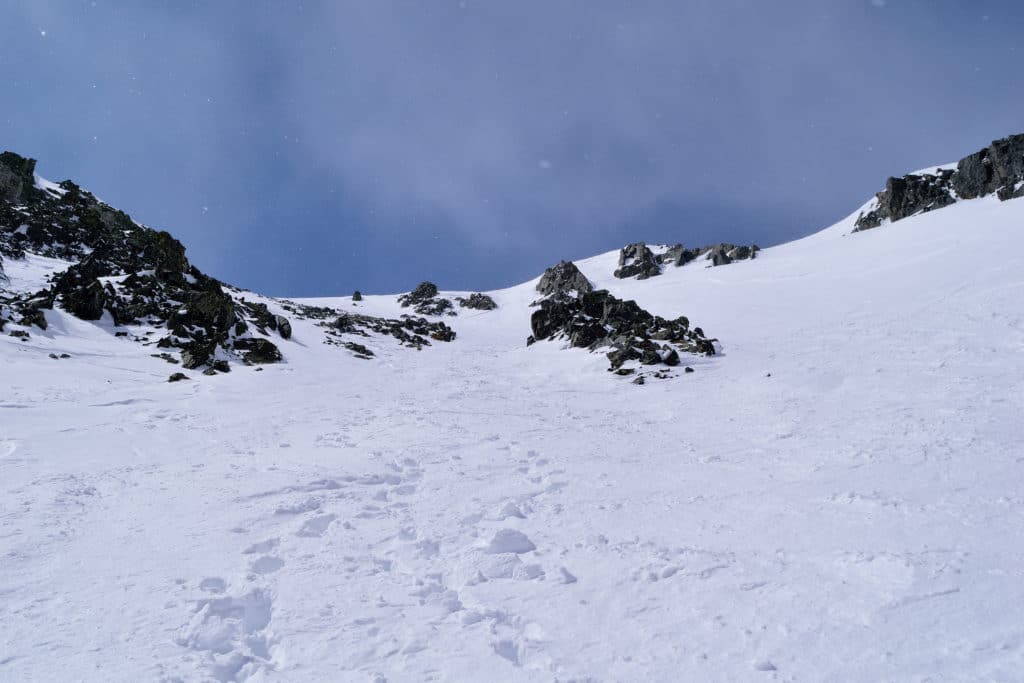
[343,341,374,358]
[398,281,455,316]
[233,338,283,364]
[614,242,661,280]
[456,292,497,310]
[180,342,215,370]
[352,290,363,301]
[684,366,694,373]
[707,245,732,267]
[0,151,40,203]
[529,275,716,375]
[275,315,292,340]
[659,244,700,267]
[954,134,1024,200]
[19,307,47,330]
[168,372,189,382]
[854,171,956,231]
[212,360,230,373]
[202,368,218,376]
[632,375,646,385]
[536,261,593,296]
[856,134,1024,231]
[9,330,30,339]
[409,281,438,299]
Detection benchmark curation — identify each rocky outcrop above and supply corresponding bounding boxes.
[954,134,1024,200]
[853,171,956,231]
[456,292,497,310]
[614,242,661,280]
[233,337,283,364]
[536,260,593,296]
[0,152,39,203]
[529,263,717,378]
[701,243,760,267]
[0,150,460,374]
[613,242,759,279]
[855,133,1024,231]
[398,281,455,316]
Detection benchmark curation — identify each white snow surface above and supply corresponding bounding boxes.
[3,196,1024,681]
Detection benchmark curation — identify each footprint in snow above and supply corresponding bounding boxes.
[250,556,285,575]
[242,538,280,555]
[198,577,226,594]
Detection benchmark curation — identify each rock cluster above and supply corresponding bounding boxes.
[455,292,497,310]
[397,281,455,316]
[613,241,759,280]
[615,243,661,279]
[0,151,461,373]
[0,151,293,371]
[855,133,1024,231]
[529,260,716,376]
[277,299,457,356]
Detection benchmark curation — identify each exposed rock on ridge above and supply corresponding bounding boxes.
[613,241,759,280]
[855,133,1024,231]
[0,151,458,371]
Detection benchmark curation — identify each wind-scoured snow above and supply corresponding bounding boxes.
[2,194,1024,681]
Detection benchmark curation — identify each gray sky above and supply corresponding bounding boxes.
[3,1,1022,295]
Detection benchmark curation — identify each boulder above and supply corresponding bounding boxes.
[536,260,593,296]
[352,290,363,301]
[168,372,189,382]
[274,315,292,339]
[0,151,40,203]
[614,242,661,280]
[233,337,283,364]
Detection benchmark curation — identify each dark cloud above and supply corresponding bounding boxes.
[3,1,1022,294]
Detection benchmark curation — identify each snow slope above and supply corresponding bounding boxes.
[2,194,1024,681]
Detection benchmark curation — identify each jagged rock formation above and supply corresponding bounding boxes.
[536,260,593,296]
[0,151,289,370]
[456,292,497,310]
[855,133,1024,231]
[397,281,455,316]
[615,243,661,279]
[0,151,458,373]
[613,241,759,280]
[529,261,716,378]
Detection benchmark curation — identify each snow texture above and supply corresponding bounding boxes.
[2,193,1024,680]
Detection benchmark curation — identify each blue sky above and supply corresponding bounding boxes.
[3,1,1022,295]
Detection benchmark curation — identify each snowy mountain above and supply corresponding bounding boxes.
[2,135,1024,681]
